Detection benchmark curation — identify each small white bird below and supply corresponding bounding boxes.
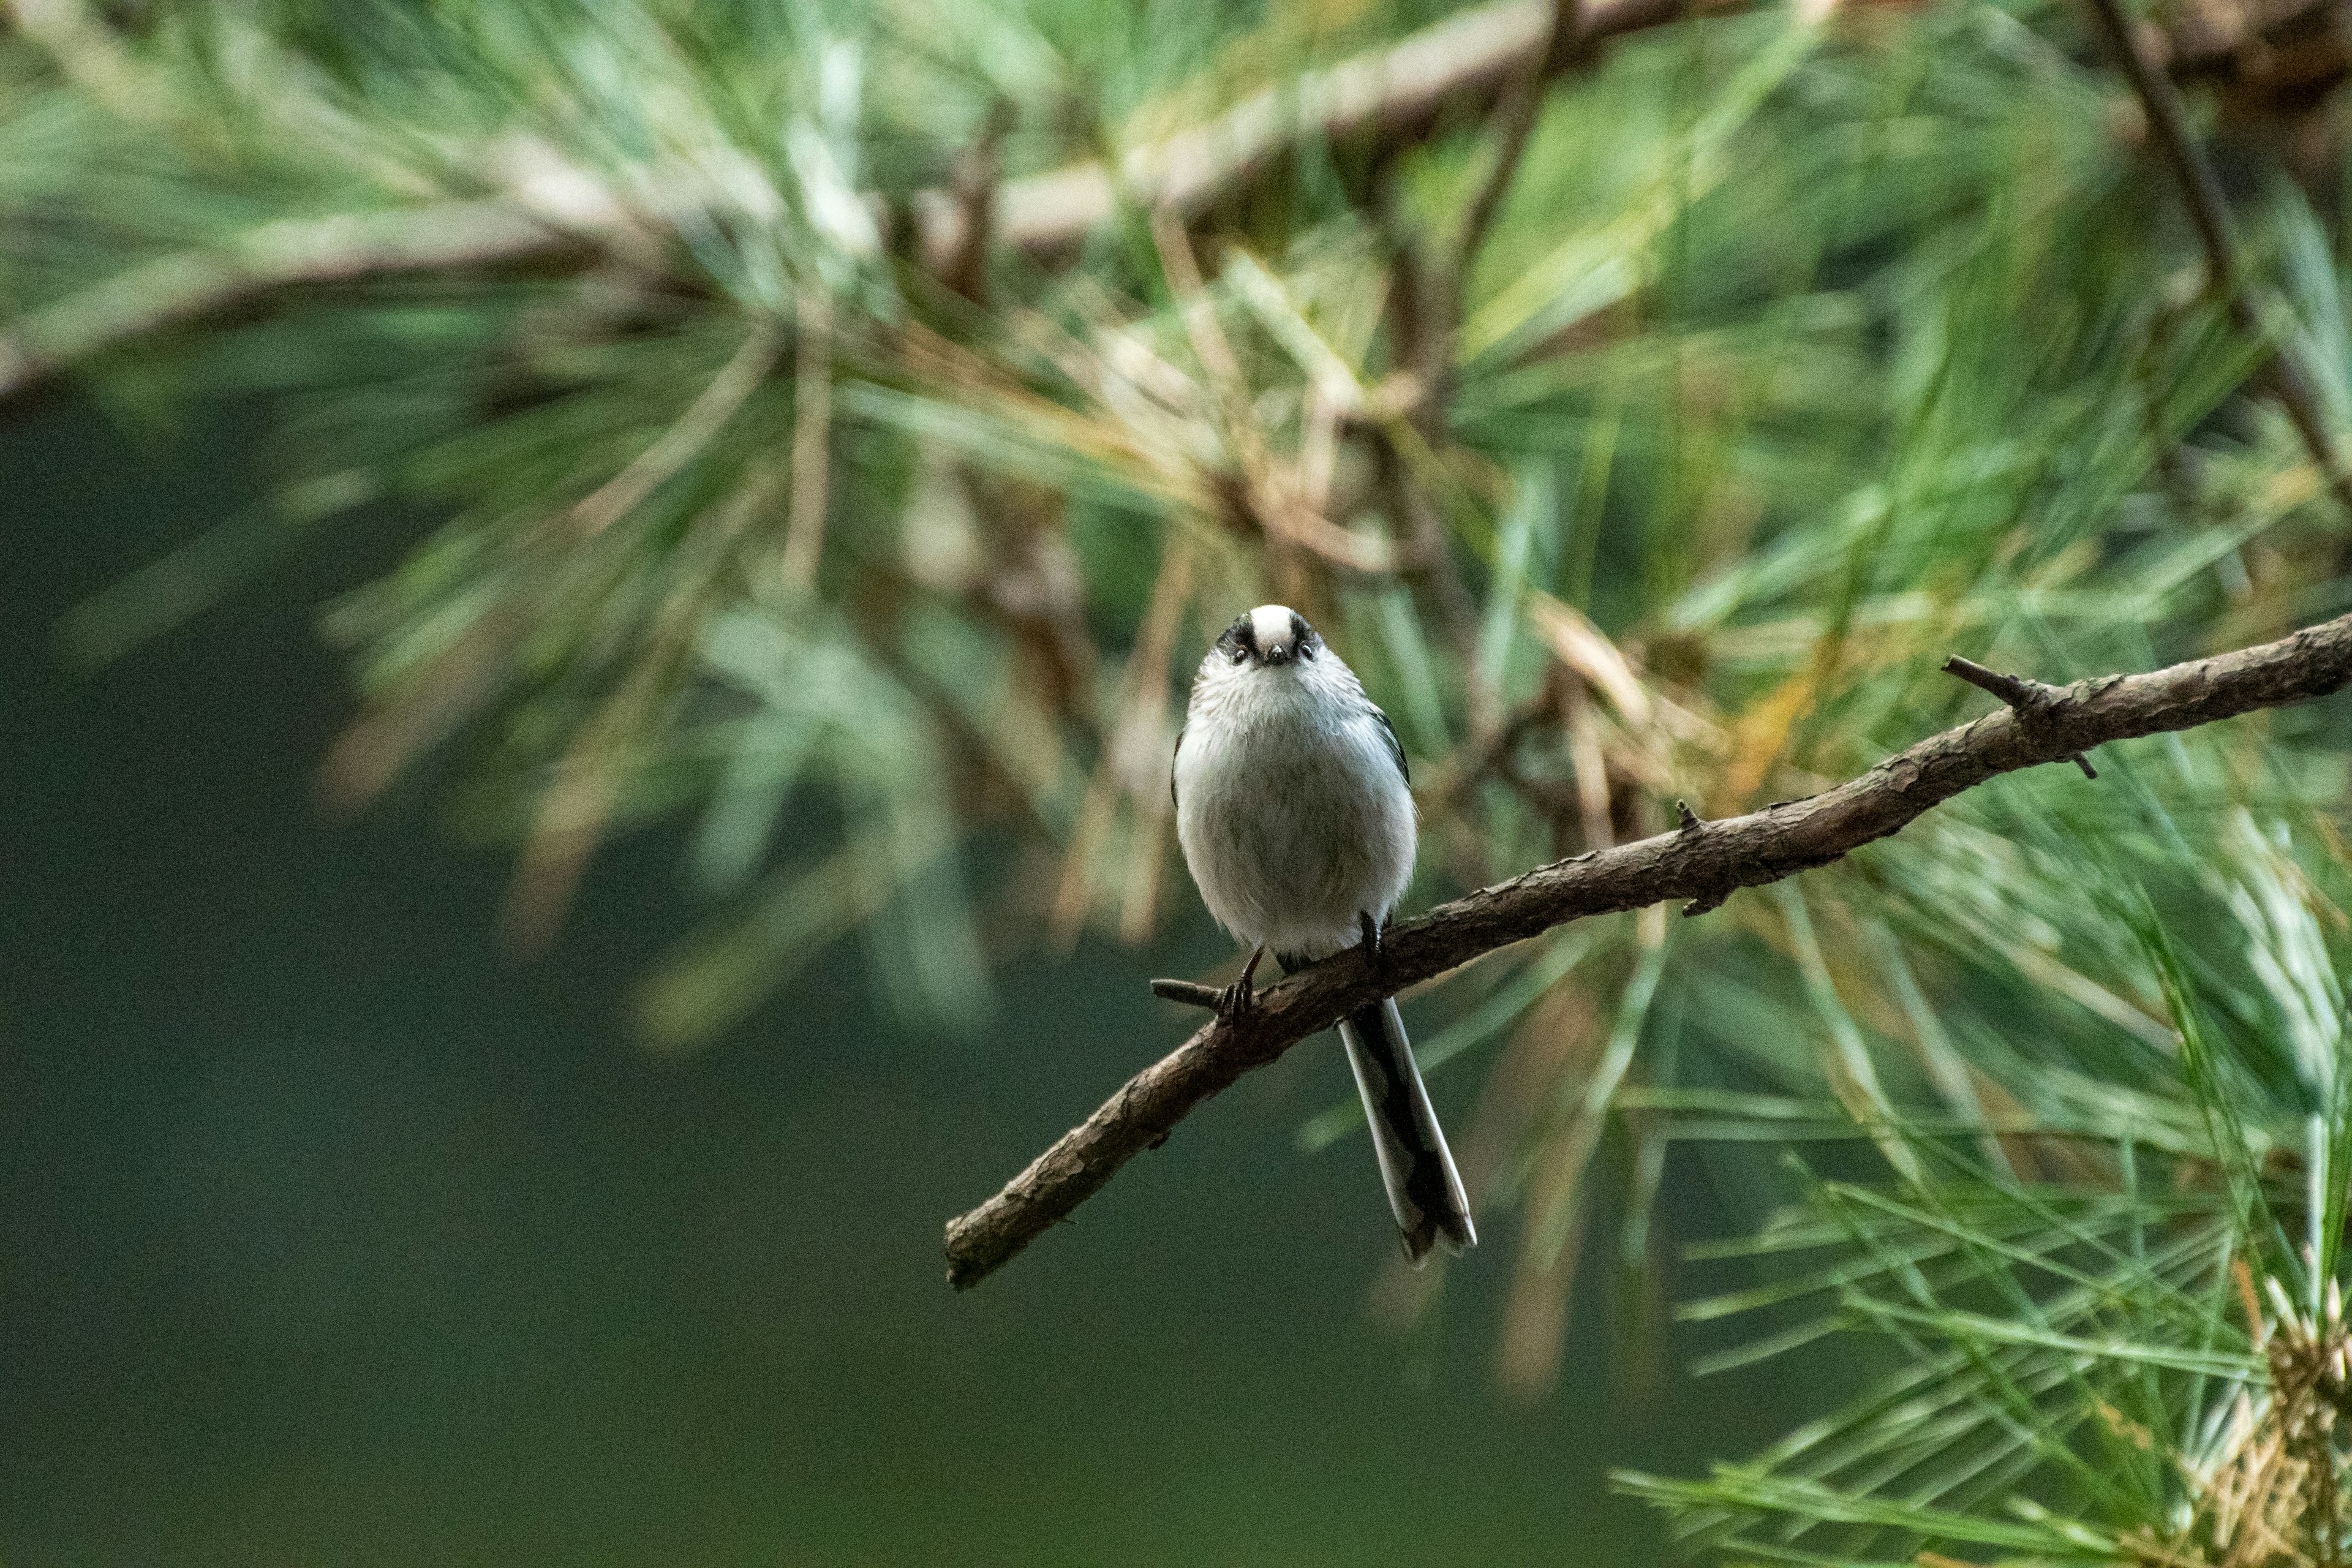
[1172,604,1476,1262]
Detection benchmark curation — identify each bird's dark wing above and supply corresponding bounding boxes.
[1371,707,1409,786]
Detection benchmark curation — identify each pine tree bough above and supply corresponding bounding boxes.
[0,200,576,404]
[0,0,2294,406]
[0,0,1673,404]
[942,611,2352,1289]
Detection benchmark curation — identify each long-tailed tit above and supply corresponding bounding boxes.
[1172,604,1476,1263]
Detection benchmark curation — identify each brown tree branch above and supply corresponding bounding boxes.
[942,611,2352,1289]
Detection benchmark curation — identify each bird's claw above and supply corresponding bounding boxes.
[1359,911,1385,974]
[1218,946,1267,1022]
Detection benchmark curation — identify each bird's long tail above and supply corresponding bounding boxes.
[1337,997,1476,1264]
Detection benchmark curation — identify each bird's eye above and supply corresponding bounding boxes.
[1229,647,1248,665]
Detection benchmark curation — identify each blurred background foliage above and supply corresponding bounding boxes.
[12,0,2352,1555]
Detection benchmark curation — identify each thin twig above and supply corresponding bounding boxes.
[2080,0,2352,524]
[1942,654,2046,709]
[1942,655,2100,777]
[1452,0,1575,287]
[943,611,2352,1287]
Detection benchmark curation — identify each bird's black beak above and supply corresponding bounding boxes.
[1262,643,1292,665]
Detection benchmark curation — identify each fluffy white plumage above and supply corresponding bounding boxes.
[1172,606,1415,962]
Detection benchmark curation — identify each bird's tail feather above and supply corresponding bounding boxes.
[1338,998,1475,1264]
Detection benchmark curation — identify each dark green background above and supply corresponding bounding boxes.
[2,402,1791,1565]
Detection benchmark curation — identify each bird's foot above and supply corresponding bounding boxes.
[1218,946,1265,1022]
[1359,911,1386,975]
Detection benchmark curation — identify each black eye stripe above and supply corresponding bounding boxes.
[1215,612,1329,663]
[1215,616,1254,665]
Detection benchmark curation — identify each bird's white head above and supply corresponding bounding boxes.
[1213,603,1323,670]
